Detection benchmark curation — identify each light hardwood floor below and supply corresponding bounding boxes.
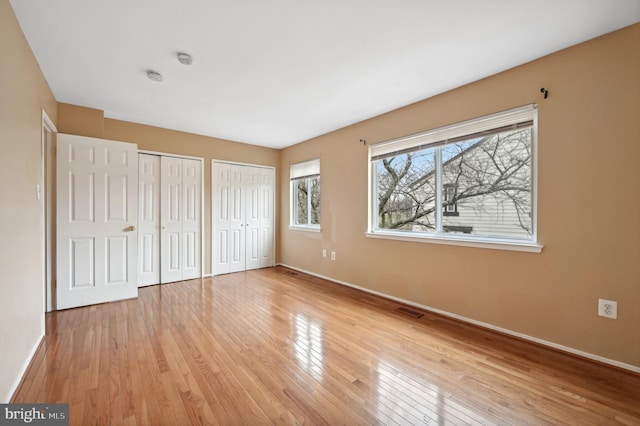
[12,267,640,425]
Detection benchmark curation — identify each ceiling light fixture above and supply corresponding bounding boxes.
[177,52,193,65]
[146,70,163,82]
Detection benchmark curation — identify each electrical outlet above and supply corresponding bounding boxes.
[322,249,326,258]
[598,299,617,319]
[331,251,336,261]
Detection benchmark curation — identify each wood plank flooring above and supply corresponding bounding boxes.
[12,266,640,425]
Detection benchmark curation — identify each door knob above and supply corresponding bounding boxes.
[125,225,136,232]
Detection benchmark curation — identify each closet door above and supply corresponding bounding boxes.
[212,163,232,275]
[244,167,262,271]
[212,161,275,276]
[140,154,202,285]
[138,154,160,286]
[213,163,247,274]
[259,168,275,268]
[228,165,246,274]
[181,159,201,280]
[160,156,184,283]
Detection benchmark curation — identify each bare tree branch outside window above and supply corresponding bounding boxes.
[295,176,320,226]
[375,128,532,239]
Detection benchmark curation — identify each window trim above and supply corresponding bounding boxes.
[365,230,543,253]
[367,105,542,253]
[290,159,321,231]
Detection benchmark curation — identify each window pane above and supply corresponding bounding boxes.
[310,177,320,225]
[295,178,308,225]
[441,128,532,239]
[375,149,436,231]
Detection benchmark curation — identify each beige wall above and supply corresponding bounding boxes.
[57,103,104,138]
[57,112,280,275]
[0,0,58,402]
[279,24,640,368]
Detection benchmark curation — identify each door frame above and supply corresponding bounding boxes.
[139,150,205,280]
[211,159,276,276]
[41,109,57,313]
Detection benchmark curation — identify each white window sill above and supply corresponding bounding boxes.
[365,231,543,253]
[289,225,321,233]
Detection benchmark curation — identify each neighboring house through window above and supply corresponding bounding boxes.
[290,159,320,230]
[443,184,458,216]
[368,104,540,251]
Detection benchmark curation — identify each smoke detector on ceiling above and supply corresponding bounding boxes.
[146,70,163,82]
[177,52,193,65]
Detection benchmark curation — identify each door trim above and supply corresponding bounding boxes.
[41,109,57,313]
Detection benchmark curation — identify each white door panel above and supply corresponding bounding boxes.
[260,168,275,268]
[138,154,160,286]
[181,159,201,280]
[245,168,261,271]
[158,156,202,283]
[161,156,183,283]
[57,133,138,310]
[213,163,232,274]
[228,167,245,273]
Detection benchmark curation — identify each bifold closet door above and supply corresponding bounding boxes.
[138,154,160,287]
[181,158,202,280]
[161,156,183,283]
[138,155,201,286]
[212,163,245,275]
[213,162,274,275]
[245,167,275,270]
[258,168,275,268]
[160,156,202,283]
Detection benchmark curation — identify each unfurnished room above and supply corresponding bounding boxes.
[1,0,639,424]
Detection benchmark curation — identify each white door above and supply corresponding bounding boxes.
[213,163,232,275]
[160,156,183,283]
[245,167,262,271]
[259,168,275,268]
[56,133,138,310]
[159,156,202,283]
[228,165,246,273]
[212,161,275,275]
[138,154,160,286]
[181,158,201,280]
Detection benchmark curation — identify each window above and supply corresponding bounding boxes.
[443,184,458,216]
[290,159,320,230]
[368,105,541,252]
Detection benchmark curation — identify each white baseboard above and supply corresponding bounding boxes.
[277,263,640,374]
[3,333,44,403]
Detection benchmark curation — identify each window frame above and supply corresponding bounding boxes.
[290,159,321,232]
[366,105,542,253]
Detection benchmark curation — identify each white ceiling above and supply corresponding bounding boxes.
[10,0,640,149]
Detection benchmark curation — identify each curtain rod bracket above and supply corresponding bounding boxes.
[540,88,549,99]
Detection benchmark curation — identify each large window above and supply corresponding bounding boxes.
[290,159,320,230]
[369,105,540,251]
